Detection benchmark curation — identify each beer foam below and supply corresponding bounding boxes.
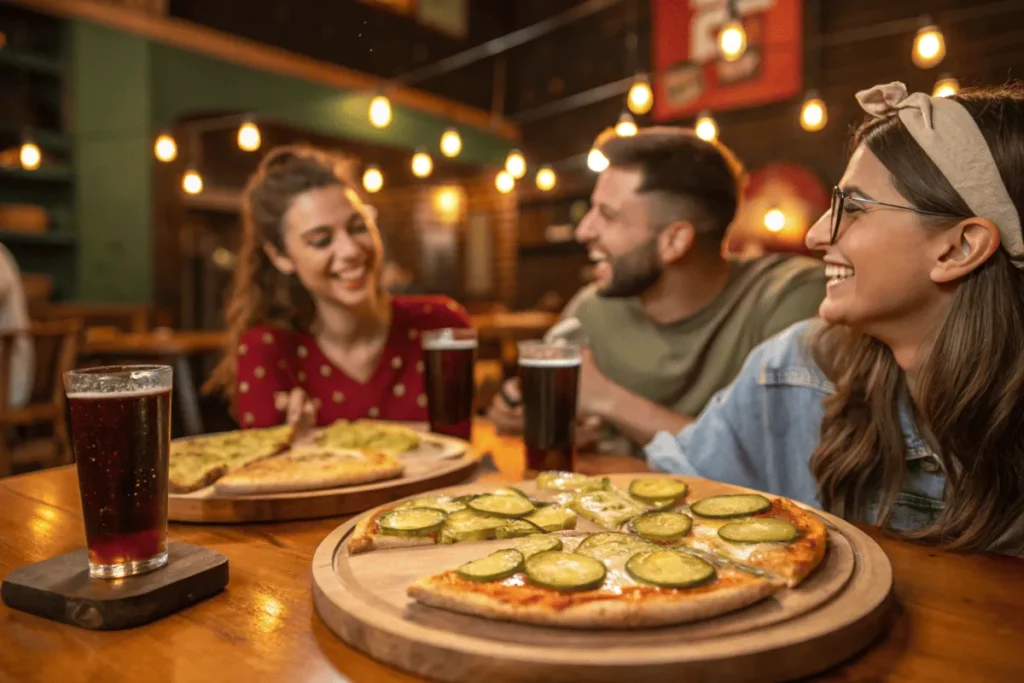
[68,387,170,399]
[518,357,582,368]
[422,339,478,351]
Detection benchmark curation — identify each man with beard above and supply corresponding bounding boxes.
[489,127,826,452]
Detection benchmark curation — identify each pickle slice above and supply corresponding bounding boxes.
[572,490,647,529]
[718,517,799,543]
[536,471,608,492]
[439,508,507,543]
[575,532,654,561]
[492,487,530,499]
[395,496,467,514]
[469,494,536,518]
[495,519,546,539]
[631,511,693,541]
[512,535,563,558]
[628,478,688,502]
[378,507,447,537]
[524,551,607,592]
[626,549,716,588]
[456,549,525,583]
[524,504,577,532]
[690,494,772,519]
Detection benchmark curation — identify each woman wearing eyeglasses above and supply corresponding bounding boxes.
[643,81,1024,555]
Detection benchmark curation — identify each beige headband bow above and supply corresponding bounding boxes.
[855,81,1024,268]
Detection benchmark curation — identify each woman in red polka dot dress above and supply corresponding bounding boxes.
[205,146,471,429]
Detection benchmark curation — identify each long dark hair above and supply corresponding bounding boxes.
[810,84,1024,552]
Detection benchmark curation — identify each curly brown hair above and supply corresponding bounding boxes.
[203,145,362,409]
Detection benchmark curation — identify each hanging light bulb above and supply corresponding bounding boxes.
[362,165,384,193]
[694,111,718,142]
[369,95,392,129]
[764,208,786,233]
[182,167,204,195]
[800,92,828,132]
[19,140,41,171]
[535,166,557,192]
[587,148,610,173]
[237,119,261,152]
[154,133,177,162]
[627,76,654,115]
[440,128,462,158]
[495,170,515,194]
[913,23,946,69]
[411,150,433,178]
[615,111,638,137]
[718,16,747,62]
[505,150,527,179]
[933,75,960,98]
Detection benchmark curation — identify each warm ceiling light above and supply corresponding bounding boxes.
[362,165,384,193]
[440,128,462,158]
[800,93,827,132]
[587,148,609,173]
[719,19,747,62]
[627,77,653,115]
[411,150,433,178]
[19,141,41,171]
[505,150,526,179]
[154,133,177,162]
[535,166,557,192]
[237,120,261,152]
[182,168,204,195]
[694,112,718,142]
[495,170,515,194]
[435,187,460,214]
[615,112,638,137]
[933,75,960,98]
[369,95,392,129]
[764,208,786,233]
[913,24,946,69]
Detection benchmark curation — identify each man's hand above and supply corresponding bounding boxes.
[487,377,525,435]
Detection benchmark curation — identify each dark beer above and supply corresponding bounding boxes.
[519,357,581,473]
[67,366,173,579]
[422,334,478,441]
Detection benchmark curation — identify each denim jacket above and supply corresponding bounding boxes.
[645,319,950,535]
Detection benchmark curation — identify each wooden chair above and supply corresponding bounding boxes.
[0,320,82,477]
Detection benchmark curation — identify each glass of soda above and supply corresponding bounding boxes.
[517,341,582,475]
[421,328,478,442]
[64,365,173,579]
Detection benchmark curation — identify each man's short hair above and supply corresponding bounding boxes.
[598,127,745,243]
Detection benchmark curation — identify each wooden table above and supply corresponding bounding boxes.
[2,420,1023,683]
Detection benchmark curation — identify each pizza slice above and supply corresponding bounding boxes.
[314,420,422,455]
[169,425,292,493]
[407,532,783,629]
[212,446,404,495]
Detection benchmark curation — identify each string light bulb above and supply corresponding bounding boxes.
[694,111,718,142]
[718,18,747,62]
[440,128,462,158]
[19,140,41,171]
[627,77,654,115]
[411,150,433,178]
[536,166,557,192]
[615,111,638,137]
[800,92,828,132]
[369,95,392,129]
[587,148,610,173]
[182,167,204,195]
[764,208,786,233]
[362,165,384,193]
[495,170,515,194]
[505,150,527,179]
[912,24,946,69]
[933,75,960,98]
[237,119,261,152]
[154,133,177,162]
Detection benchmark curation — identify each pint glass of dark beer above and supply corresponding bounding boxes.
[64,365,173,579]
[517,341,582,475]
[422,328,478,441]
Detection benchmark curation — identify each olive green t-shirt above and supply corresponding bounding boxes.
[572,254,826,419]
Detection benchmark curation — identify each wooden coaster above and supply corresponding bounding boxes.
[1,541,228,630]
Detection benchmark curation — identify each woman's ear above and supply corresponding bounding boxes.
[263,242,296,275]
[930,217,1001,284]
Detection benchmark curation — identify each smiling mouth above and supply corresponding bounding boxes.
[825,263,854,285]
[331,269,368,289]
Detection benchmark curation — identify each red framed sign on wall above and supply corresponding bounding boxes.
[652,0,803,121]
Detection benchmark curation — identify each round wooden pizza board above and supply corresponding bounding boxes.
[168,429,478,524]
[312,475,894,683]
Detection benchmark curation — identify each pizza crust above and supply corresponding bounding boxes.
[213,447,404,495]
[348,508,438,554]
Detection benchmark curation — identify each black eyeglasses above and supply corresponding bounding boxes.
[829,186,963,244]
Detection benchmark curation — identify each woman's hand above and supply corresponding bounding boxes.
[275,387,318,444]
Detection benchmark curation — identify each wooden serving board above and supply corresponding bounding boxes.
[168,429,478,524]
[312,476,894,683]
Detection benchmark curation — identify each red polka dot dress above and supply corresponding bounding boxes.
[235,296,472,428]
